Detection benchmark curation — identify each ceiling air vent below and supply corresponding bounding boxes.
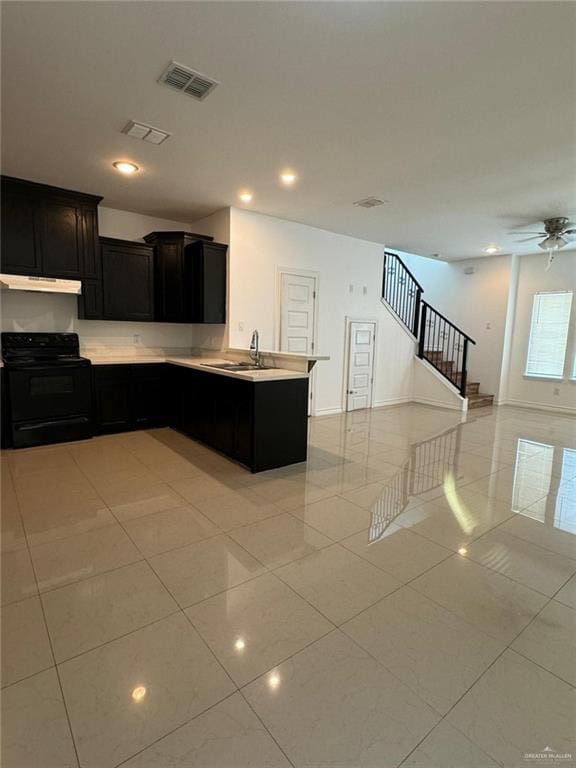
[353,197,387,209]
[122,120,171,145]
[158,61,219,101]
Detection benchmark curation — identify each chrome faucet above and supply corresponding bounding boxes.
[249,329,261,367]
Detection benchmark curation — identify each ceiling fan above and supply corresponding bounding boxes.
[510,217,576,269]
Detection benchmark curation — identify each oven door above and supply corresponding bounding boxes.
[8,363,92,423]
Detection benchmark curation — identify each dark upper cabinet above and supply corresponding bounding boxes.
[1,184,40,274]
[0,176,102,279]
[78,279,104,320]
[37,200,82,277]
[144,231,227,324]
[100,238,154,322]
[185,241,227,324]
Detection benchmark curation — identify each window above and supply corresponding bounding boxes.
[525,291,573,378]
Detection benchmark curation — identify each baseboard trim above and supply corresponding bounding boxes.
[372,397,412,408]
[498,399,576,416]
[412,395,464,411]
[313,406,343,417]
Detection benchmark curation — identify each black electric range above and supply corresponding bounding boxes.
[2,332,93,448]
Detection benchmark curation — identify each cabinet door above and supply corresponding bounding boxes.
[78,280,103,320]
[211,376,237,455]
[80,205,100,279]
[234,380,253,466]
[180,369,211,441]
[93,366,131,434]
[155,243,186,322]
[185,242,227,324]
[102,242,154,321]
[38,201,82,277]
[131,365,168,429]
[0,186,40,275]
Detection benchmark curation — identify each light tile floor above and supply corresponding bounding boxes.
[1,403,575,767]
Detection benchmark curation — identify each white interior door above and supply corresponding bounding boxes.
[280,273,317,354]
[346,321,376,411]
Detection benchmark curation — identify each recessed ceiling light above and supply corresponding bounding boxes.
[113,161,139,175]
[131,686,146,702]
[483,245,500,255]
[238,190,253,203]
[458,547,468,556]
[280,170,297,186]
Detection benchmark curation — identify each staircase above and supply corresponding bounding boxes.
[382,252,494,409]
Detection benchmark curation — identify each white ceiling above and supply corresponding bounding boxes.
[2,1,575,260]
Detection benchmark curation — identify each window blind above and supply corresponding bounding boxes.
[525,291,573,378]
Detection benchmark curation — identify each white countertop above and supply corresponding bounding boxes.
[87,355,309,381]
[227,347,330,361]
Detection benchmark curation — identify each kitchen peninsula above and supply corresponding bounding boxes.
[87,350,329,473]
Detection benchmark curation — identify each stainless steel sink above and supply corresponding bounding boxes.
[201,362,272,371]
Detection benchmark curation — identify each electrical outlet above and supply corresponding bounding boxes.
[238,321,245,332]
[553,387,560,396]
[133,333,141,344]
[485,322,491,330]
[349,284,354,293]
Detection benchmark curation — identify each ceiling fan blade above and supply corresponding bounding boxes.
[509,231,545,235]
[515,236,542,243]
[563,229,576,235]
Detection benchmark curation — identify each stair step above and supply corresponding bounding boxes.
[467,393,494,409]
[425,350,445,362]
[466,382,480,395]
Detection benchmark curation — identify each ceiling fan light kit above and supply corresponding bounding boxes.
[510,216,575,269]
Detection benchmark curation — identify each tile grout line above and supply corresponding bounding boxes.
[5,417,573,767]
[396,555,576,767]
[8,448,84,768]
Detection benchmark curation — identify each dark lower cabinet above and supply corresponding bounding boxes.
[131,364,168,428]
[1,368,11,449]
[93,364,168,434]
[93,366,132,434]
[175,367,308,472]
[92,363,308,472]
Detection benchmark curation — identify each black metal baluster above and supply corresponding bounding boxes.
[461,338,469,397]
[413,287,421,337]
[404,272,409,327]
[418,302,427,358]
[382,253,387,301]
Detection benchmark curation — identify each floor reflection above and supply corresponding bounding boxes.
[362,412,576,544]
[514,439,576,534]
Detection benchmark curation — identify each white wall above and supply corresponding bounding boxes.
[224,207,415,414]
[1,206,197,353]
[503,251,576,413]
